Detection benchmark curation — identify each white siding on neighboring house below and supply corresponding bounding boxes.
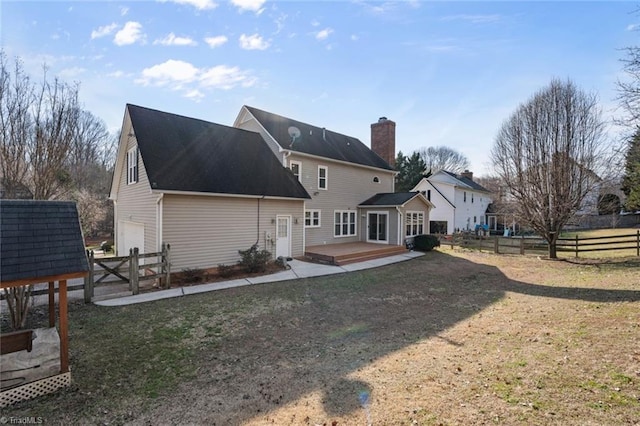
[287,153,395,246]
[162,194,304,271]
[112,113,157,255]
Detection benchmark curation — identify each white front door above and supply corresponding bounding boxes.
[367,212,388,243]
[275,215,291,258]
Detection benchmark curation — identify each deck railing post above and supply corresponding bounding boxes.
[575,235,579,258]
[130,247,140,295]
[637,230,639,257]
[162,243,171,289]
[84,250,94,303]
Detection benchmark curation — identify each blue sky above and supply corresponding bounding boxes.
[1,1,637,176]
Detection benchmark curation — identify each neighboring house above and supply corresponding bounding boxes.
[109,104,310,271]
[412,170,492,235]
[234,107,433,248]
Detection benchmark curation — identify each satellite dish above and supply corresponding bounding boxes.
[288,126,301,147]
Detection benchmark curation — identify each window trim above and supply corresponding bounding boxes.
[334,209,357,237]
[127,147,138,185]
[304,209,321,228]
[290,160,302,182]
[318,165,328,190]
[405,211,425,237]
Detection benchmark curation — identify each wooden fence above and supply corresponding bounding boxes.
[83,244,171,302]
[1,245,171,303]
[556,232,640,257]
[440,231,640,258]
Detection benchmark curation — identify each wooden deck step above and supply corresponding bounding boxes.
[304,243,408,266]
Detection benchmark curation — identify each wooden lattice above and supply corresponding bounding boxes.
[0,372,71,407]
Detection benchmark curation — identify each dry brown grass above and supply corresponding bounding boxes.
[2,249,639,425]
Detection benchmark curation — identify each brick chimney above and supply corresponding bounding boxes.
[460,170,473,181]
[371,117,396,168]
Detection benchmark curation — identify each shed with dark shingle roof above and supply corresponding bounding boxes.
[1,200,87,404]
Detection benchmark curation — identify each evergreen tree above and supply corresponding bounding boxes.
[622,129,640,211]
[395,151,426,192]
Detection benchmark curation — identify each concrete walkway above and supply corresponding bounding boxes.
[95,251,424,307]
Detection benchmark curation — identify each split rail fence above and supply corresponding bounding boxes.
[440,231,640,258]
[1,245,171,303]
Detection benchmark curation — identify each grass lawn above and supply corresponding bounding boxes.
[1,249,639,425]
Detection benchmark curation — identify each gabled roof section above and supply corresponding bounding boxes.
[436,170,491,193]
[1,200,89,286]
[243,106,394,171]
[126,104,310,199]
[359,192,433,208]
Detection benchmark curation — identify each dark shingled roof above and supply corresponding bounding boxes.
[127,104,310,199]
[359,192,423,207]
[244,106,394,171]
[441,171,491,192]
[1,200,89,284]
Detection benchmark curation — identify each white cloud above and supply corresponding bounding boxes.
[108,70,125,78]
[185,89,205,101]
[239,33,270,50]
[154,33,197,46]
[310,19,320,27]
[441,14,502,24]
[350,34,359,41]
[627,24,639,31]
[137,59,199,87]
[136,60,257,93]
[91,23,118,39]
[159,0,218,10]
[204,35,228,48]
[114,21,144,46]
[120,6,129,16]
[231,0,265,13]
[315,28,333,41]
[200,65,256,89]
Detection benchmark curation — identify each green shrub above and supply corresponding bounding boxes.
[217,264,235,278]
[413,234,440,251]
[238,245,272,273]
[180,268,206,283]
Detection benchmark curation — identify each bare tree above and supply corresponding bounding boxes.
[418,146,470,175]
[490,79,610,258]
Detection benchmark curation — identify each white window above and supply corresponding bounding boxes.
[305,210,321,228]
[318,166,328,190]
[472,193,474,203]
[127,147,138,185]
[334,210,356,237]
[290,160,301,182]
[463,191,467,202]
[406,211,425,236]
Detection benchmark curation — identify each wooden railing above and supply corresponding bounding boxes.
[439,231,640,258]
[1,245,172,303]
[83,244,171,302]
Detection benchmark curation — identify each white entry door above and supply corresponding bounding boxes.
[275,215,291,258]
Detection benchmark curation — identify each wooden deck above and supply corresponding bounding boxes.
[304,242,408,266]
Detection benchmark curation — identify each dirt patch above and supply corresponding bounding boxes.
[2,249,639,425]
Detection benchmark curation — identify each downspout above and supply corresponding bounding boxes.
[255,195,265,247]
[396,206,403,246]
[113,200,118,255]
[156,194,164,251]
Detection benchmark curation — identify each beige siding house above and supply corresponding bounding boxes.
[234,106,433,251]
[109,105,310,271]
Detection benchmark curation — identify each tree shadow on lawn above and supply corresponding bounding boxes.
[125,250,640,425]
